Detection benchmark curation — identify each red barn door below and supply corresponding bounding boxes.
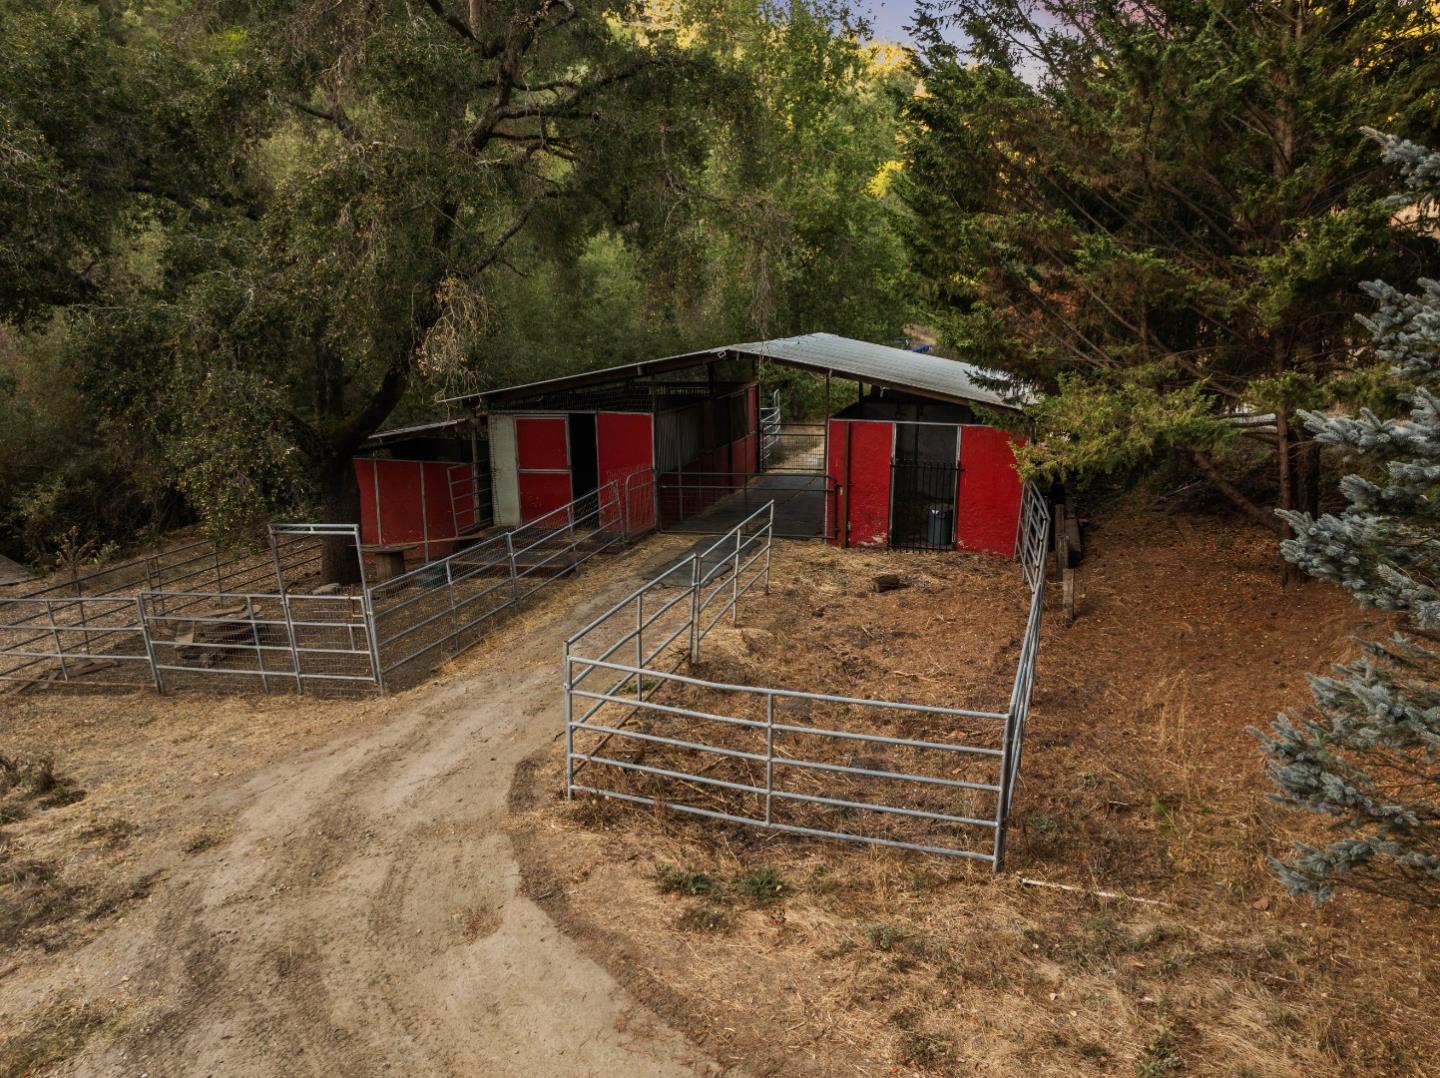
[597,412,654,532]
[826,419,894,548]
[515,416,572,522]
[956,425,1023,556]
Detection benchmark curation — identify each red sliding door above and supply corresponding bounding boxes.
[515,416,571,522]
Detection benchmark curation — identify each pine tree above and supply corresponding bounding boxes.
[1261,132,1440,908]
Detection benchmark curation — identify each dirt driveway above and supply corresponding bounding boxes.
[2,540,725,1076]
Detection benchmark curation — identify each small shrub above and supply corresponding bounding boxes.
[889,1006,919,1030]
[38,786,86,810]
[0,851,86,948]
[184,832,220,854]
[569,796,621,829]
[734,867,786,905]
[1130,925,1174,952]
[658,866,718,897]
[0,754,56,796]
[1137,1018,1185,1075]
[817,938,856,959]
[897,1030,953,1068]
[1025,810,1060,835]
[867,922,904,951]
[808,866,842,896]
[77,818,136,848]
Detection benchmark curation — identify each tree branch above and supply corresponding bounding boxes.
[1190,449,1287,535]
[421,0,506,57]
[284,95,362,142]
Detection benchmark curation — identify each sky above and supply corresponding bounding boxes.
[859,0,924,43]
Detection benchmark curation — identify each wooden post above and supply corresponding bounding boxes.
[822,370,832,479]
[1053,500,1068,575]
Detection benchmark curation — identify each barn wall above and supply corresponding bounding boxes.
[826,418,894,548]
[956,424,1024,556]
[352,457,466,558]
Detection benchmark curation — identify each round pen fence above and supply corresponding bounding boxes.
[563,485,1050,867]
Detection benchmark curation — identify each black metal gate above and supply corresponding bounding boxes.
[890,461,959,551]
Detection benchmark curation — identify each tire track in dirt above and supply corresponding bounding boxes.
[58,561,727,1077]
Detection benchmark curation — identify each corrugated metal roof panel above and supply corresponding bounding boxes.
[726,333,1028,410]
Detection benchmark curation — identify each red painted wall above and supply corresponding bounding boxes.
[354,457,466,560]
[826,419,894,548]
[956,425,1024,556]
[598,411,655,532]
[515,416,571,522]
[356,457,380,544]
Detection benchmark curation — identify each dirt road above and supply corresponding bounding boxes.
[16,546,722,1076]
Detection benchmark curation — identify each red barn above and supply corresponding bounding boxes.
[362,334,1030,559]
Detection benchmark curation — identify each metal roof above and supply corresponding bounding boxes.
[442,333,1029,412]
[728,333,1027,410]
[360,415,475,449]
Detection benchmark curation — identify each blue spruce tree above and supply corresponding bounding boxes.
[1261,131,1440,908]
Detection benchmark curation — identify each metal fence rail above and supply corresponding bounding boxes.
[369,477,648,690]
[657,470,834,539]
[760,389,782,466]
[142,591,375,694]
[1,471,657,696]
[564,484,1052,867]
[0,596,154,688]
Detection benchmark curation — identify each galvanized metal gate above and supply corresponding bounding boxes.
[563,485,1051,867]
[889,461,959,551]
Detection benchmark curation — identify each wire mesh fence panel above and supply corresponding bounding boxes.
[657,471,833,539]
[620,469,657,537]
[140,591,373,695]
[762,425,826,471]
[0,596,153,687]
[566,485,1052,867]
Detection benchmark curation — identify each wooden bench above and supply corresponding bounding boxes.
[362,542,422,582]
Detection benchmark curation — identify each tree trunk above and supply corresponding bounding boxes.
[319,456,363,585]
[1295,437,1321,519]
[1275,409,1309,587]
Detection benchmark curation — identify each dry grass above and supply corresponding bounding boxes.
[0,531,698,1072]
[0,998,111,1078]
[513,513,1440,1076]
[567,545,1027,855]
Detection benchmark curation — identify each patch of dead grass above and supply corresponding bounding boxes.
[0,997,110,1078]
